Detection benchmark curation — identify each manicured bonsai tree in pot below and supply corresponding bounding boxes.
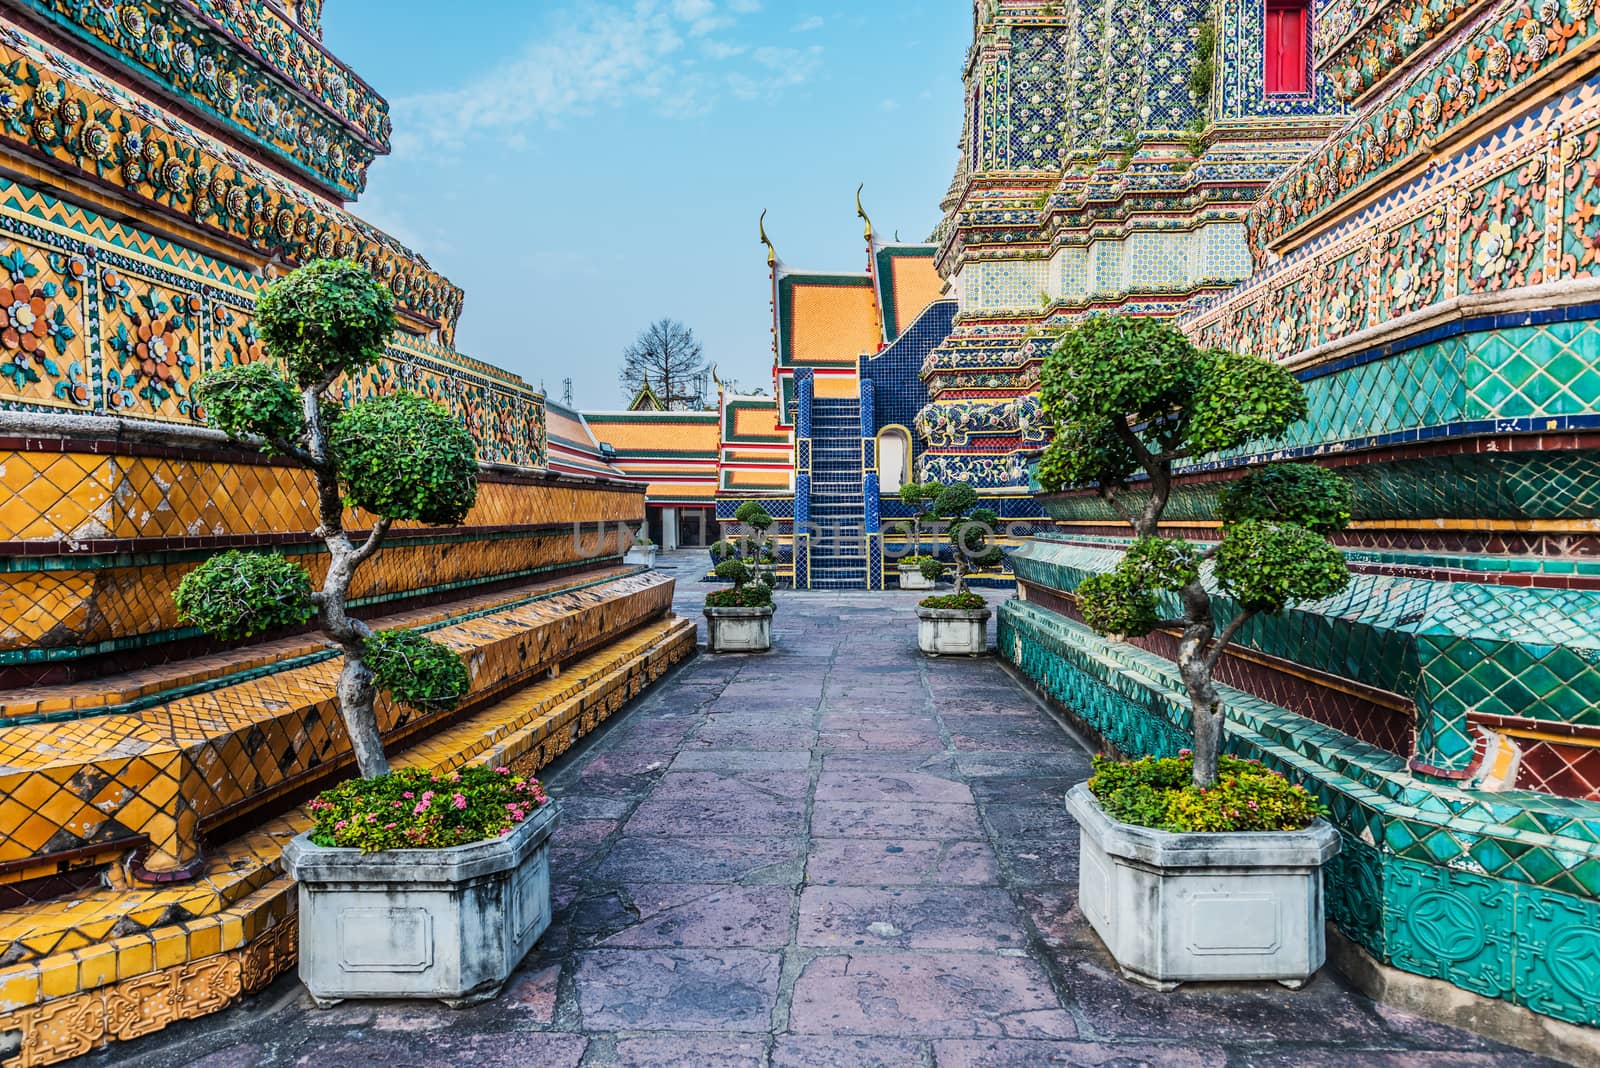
[914,483,1003,655]
[1037,313,1345,989]
[703,558,775,652]
[895,480,943,589]
[176,260,555,1006]
[734,501,778,584]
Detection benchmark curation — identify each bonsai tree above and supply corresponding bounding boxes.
[173,260,477,779]
[932,482,1004,595]
[1037,315,1351,787]
[734,501,774,562]
[897,480,943,561]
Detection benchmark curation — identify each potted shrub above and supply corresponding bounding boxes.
[625,529,658,566]
[734,502,777,584]
[895,481,942,590]
[177,260,556,1004]
[283,765,557,1007]
[914,483,1002,655]
[703,558,775,652]
[1066,755,1338,990]
[1038,314,1350,987]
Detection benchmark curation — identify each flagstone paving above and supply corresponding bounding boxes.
[111,554,1566,1067]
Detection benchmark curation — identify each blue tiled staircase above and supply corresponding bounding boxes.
[807,396,867,589]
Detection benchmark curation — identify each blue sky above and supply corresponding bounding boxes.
[323,2,969,409]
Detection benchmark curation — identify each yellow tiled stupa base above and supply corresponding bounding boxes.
[0,614,696,1068]
[0,526,628,657]
[0,566,633,721]
[0,569,675,873]
[0,446,641,544]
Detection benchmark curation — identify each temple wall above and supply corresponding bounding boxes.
[1001,0,1600,1034]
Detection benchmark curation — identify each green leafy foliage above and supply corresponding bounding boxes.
[172,550,314,640]
[365,628,471,712]
[934,482,979,519]
[1188,16,1216,103]
[256,259,396,387]
[705,582,774,609]
[710,539,739,562]
[194,362,302,447]
[1036,316,1308,493]
[918,591,988,610]
[1075,568,1160,638]
[919,558,946,582]
[1214,520,1350,612]
[1218,463,1351,534]
[330,391,479,525]
[713,558,752,585]
[1089,754,1326,833]
[734,501,774,530]
[1121,536,1201,590]
[1186,348,1307,455]
[306,765,548,852]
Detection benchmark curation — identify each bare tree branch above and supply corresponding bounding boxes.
[618,318,709,409]
[1203,609,1257,672]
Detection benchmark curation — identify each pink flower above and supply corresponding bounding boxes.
[419,790,435,804]
[452,793,468,810]
[403,791,415,800]
[414,802,428,815]
[495,766,511,775]
[385,823,397,830]
[334,820,347,830]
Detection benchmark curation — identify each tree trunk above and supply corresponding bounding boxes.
[1176,577,1220,788]
[303,384,391,779]
[336,647,388,778]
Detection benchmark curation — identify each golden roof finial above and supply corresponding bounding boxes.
[856,182,874,243]
[759,209,776,267]
[711,363,724,392]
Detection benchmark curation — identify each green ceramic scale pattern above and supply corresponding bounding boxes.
[998,600,1600,1027]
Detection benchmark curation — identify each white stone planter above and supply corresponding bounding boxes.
[1065,783,1340,990]
[897,565,935,591]
[281,800,559,1008]
[704,605,774,652]
[916,605,990,655]
[624,544,658,566]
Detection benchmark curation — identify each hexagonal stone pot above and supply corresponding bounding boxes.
[916,606,990,655]
[1065,783,1340,990]
[897,565,935,590]
[281,800,559,1008]
[704,605,774,652]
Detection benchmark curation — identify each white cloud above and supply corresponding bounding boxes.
[793,15,824,31]
[391,0,807,154]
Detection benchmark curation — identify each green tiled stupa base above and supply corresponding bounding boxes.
[998,599,1600,1028]
[1010,538,1600,771]
[1039,449,1600,524]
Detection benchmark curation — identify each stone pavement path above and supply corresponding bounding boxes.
[115,553,1562,1067]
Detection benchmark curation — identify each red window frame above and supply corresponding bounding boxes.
[1264,0,1310,96]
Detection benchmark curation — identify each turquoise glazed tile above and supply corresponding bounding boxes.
[1514,885,1600,1026]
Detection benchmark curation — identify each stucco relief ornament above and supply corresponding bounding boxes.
[80,121,112,160]
[1421,91,1442,126]
[174,41,196,75]
[119,4,146,38]
[1525,31,1550,63]
[1571,0,1596,18]
[1475,220,1513,277]
[0,89,18,121]
[1484,41,1511,78]
[226,186,248,218]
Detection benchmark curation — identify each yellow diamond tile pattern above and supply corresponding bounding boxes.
[0,570,674,872]
[0,446,642,543]
[0,614,694,1068]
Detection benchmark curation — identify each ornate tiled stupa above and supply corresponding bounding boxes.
[999,0,1600,1045]
[0,4,693,1062]
[926,0,1345,492]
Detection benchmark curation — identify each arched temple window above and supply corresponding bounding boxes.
[877,427,911,493]
[1264,0,1310,96]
